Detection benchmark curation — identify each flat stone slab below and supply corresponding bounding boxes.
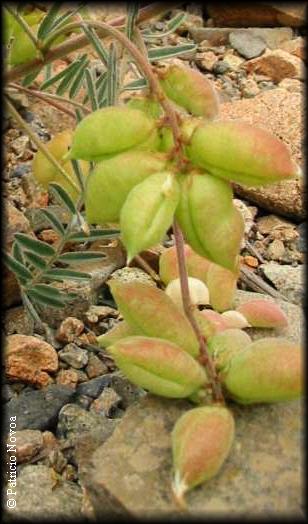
[85,396,303,519]
[84,291,304,518]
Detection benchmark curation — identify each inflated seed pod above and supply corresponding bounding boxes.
[235,299,288,328]
[120,172,180,262]
[126,95,163,119]
[206,262,239,312]
[172,406,235,504]
[187,121,300,187]
[158,64,220,119]
[222,337,303,404]
[97,321,136,348]
[220,310,251,329]
[109,280,199,356]
[85,151,167,224]
[159,244,211,286]
[107,336,208,398]
[165,277,210,309]
[207,328,251,371]
[67,107,156,161]
[194,309,229,340]
[176,172,244,271]
[32,130,89,201]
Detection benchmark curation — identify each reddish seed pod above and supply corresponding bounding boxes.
[172,406,235,504]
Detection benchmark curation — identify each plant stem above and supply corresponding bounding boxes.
[5,96,80,194]
[8,82,91,115]
[5,2,184,83]
[7,85,76,119]
[173,221,224,404]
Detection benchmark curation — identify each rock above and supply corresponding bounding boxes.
[110,266,156,286]
[90,387,122,417]
[213,60,230,75]
[3,202,34,308]
[56,404,117,466]
[243,255,259,268]
[247,27,293,50]
[56,369,79,389]
[257,214,298,238]
[266,239,285,260]
[296,223,306,253]
[190,27,231,46]
[4,465,83,521]
[5,385,74,432]
[280,37,305,59]
[206,4,306,27]
[191,27,293,49]
[195,50,218,71]
[58,343,89,369]
[278,78,303,93]
[84,394,303,518]
[241,78,260,97]
[245,49,304,83]
[5,335,58,387]
[9,430,44,464]
[259,262,303,305]
[34,241,126,328]
[56,317,85,344]
[76,372,146,408]
[220,89,304,221]
[85,354,108,379]
[229,31,267,59]
[84,305,119,325]
[222,52,244,71]
[3,306,33,336]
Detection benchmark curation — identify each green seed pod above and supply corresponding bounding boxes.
[206,262,239,312]
[120,172,180,262]
[207,328,251,372]
[159,64,219,119]
[222,337,303,404]
[194,309,229,340]
[9,24,40,66]
[32,130,89,201]
[176,172,244,271]
[97,321,136,348]
[133,128,161,152]
[67,107,156,161]
[126,95,163,119]
[85,151,167,224]
[109,280,199,357]
[187,121,300,187]
[172,406,235,503]
[108,336,208,398]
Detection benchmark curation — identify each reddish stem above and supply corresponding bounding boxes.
[173,221,224,404]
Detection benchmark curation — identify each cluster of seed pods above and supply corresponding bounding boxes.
[97,275,302,503]
[31,62,302,504]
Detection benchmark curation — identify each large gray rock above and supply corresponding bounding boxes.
[82,292,304,518]
[4,465,83,521]
[259,263,304,305]
[229,31,267,59]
